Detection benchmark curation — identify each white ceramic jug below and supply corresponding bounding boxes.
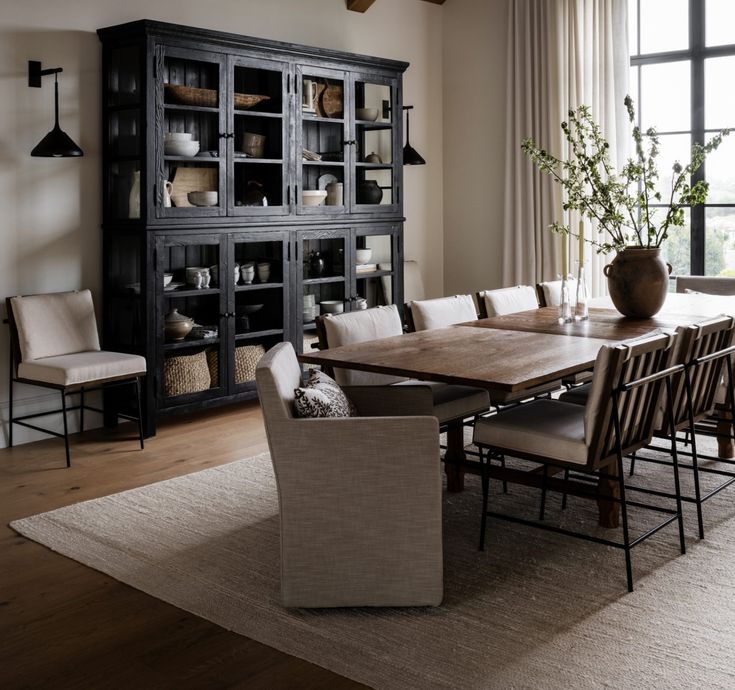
[163,179,173,207]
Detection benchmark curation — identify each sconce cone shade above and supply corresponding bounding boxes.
[31,78,83,157]
[402,107,425,166]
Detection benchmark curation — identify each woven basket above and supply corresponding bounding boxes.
[164,84,270,110]
[164,351,211,397]
[207,344,265,388]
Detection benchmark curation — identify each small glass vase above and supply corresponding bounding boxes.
[575,264,589,321]
[558,275,573,324]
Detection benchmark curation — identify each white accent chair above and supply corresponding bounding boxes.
[6,290,147,466]
[536,278,578,308]
[255,342,443,608]
[476,285,539,318]
[406,294,478,331]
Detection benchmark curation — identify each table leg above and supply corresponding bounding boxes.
[445,420,466,492]
[716,407,734,459]
[597,461,620,528]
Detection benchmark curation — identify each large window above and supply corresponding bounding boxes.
[630,0,735,276]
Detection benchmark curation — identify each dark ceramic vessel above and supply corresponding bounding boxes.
[604,247,672,318]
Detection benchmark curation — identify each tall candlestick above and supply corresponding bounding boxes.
[578,219,585,268]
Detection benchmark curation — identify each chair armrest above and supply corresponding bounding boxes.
[342,384,435,417]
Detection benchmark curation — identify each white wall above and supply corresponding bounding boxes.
[0,0,444,447]
[442,0,508,296]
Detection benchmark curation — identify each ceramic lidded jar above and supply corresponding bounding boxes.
[164,308,194,341]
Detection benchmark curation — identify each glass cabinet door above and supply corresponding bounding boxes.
[156,236,227,405]
[351,226,401,310]
[230,232,289,393]
[154,46,227,219]
[295,66,349,215]
[350,74,401,213]
[104,43,144,223]
[228,56,291,216]
[296,229,350,352]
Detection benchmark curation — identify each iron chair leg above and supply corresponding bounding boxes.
[500,454,508,494]
[666,377,687,553]
[539,465,548,521]
[8,347,13,449]
[60,391,71,468]
[134,378,145,450]
[561,468,569,510]
[79,387,85,433]
[629,452,636,476]
[479,447,490,551]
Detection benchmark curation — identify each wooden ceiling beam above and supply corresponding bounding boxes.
[346,0,376,12]
[347,0,445,11]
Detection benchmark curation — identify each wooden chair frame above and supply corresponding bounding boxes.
[5,297,145,468]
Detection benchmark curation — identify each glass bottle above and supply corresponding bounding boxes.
[575,264,589,321]
[558,275,573,324]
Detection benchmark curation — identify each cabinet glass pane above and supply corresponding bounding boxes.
[108,45,140,106]
[109,109,140,157]
[162,55,222,212]
[706,0,735,48]
[302,237,346,328]
[109,160,141,220]
[355,234,394,308]
[640,61,690,132]
[706,208,735,276]
[705,56,735,130]
[639,0,688,54]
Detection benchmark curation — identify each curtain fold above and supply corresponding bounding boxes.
[502,0,629,295]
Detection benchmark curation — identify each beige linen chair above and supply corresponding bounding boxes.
[255,342,443,608]
[474,332,685,592]
[476,285,538,318]
[316,305,490,424]
[6,290,147,467]
[405,294,478,331]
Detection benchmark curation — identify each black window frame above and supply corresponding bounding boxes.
[630,0,735,276]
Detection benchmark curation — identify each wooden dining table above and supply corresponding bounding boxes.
[299,292,735,528]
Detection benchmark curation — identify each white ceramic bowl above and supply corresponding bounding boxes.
[187,191,218,206]
[164,132,193,141]
[355,248,373,265]
[356,107,379,122]
[163,272,173,287]
[320,300,344,314]
[302,190,328,206]
[164,140,200,157]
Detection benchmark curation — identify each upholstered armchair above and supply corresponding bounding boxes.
[255,342,443,608]
[6,290,146,466]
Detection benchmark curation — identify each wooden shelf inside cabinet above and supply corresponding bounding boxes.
[355,121,393,130]
[302,115,344,124]
[163,287,221,298]
[356,269,393,278]
[236,328,284,341]
[303,276,345,285]
[302,322,317,332]
[234,111,283,119]
[235,282,284,292]
[302,160,345,167]
[164,103,220,114]
[164,337,220,350]
[164,155,219,162]
[356,162,394,169]
[234,158,283,165]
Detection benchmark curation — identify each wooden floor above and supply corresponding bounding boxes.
[0,402,364,689]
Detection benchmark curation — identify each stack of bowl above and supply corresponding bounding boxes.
[164,132,200,157]
[303,294,317,323]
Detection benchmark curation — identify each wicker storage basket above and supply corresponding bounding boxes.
[164,351,211,397]
[207,344,266,388]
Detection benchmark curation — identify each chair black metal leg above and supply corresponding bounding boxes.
[500,454,508,494]
[617,453,634,592]
[689,422,704,540]
[60,391,71,468]
[134,378,145,450]
[539,465,548,521]
[671,430,687,554]
[629,452,636,476]
[479,448,490,551]
[8,350,13,449]
[561,468,569,510]
[79,387,85,433]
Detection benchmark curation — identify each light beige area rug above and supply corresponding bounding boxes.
[11,443,735,690]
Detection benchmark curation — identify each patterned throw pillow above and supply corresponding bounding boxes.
[294,369,357,418]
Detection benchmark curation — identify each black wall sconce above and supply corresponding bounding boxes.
[402,105,425,166]
[28,60,83,157]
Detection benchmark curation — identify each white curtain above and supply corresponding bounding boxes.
[502,0,630,296]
